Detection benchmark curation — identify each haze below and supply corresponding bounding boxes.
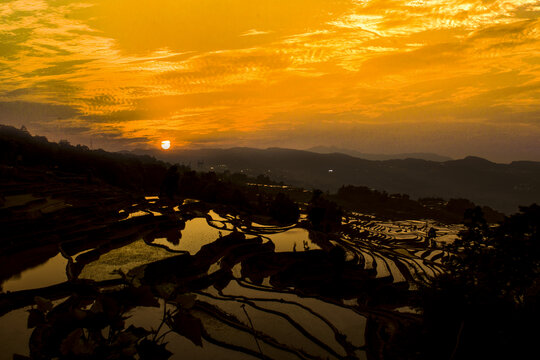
[1,0,539,162]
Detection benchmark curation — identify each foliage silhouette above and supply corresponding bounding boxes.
[332,185,504,224]
[307,189,343,232]
[0,125,300,222]
[269,192,299,224]
[419,205,540,359]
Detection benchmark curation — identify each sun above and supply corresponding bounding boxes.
[161,140,171,150]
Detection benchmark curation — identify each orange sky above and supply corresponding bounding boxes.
[1,0,539,161]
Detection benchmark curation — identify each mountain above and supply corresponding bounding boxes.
[307,146,453,162]
[135,147,540,214]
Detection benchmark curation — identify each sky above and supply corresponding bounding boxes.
[1,0,539,162]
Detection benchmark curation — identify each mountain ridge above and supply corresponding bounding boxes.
[306,145,454,162]
[131,147,540,214]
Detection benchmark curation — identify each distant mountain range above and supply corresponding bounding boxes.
[132,147,540,214]
[306,146,453,162]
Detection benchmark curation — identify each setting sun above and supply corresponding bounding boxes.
[161,140,171,150]
[1,0,539,161]
[1,1,539,358]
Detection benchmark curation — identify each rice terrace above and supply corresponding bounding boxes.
[1,0,540,358]
[1,170,462,360]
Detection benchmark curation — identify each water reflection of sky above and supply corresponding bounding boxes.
[0,207,459,360]
[267,227,320,252]
[0,306,34,357]
[1,253,67,292]
[153,217,230,254]
[78,240,177,281]
[217,280,367,357]
[0,213,456,292]
[152,215,320,254]
[127,304,256,360]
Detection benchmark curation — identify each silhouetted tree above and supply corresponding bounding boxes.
[160,165,180,199]
[419,205,540,359]
[269,192,299,224]
[333,185,504,224]
[426,227,437,247]
[307,189,343,231]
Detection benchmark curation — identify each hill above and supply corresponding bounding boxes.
[307,146,453,162]
[140,147,540,214]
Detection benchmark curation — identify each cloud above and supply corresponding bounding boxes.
[240,29,272,37]
[24,59,95,77]
[0,100,80,124]
[0,0,539,160]
[0,28,33,59]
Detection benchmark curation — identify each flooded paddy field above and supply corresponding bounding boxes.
[0,185,461,359]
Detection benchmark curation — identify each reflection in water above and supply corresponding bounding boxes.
[3,194,40,208]
[127,304,257,360]
[152,214,319,255]
[0,200,457,359]
[0,297,71,358]
[221,281,366,349]
[122,210,151,220]
[207,210,229,222]
[0,307,33,357]
[267,228,321,252]
[1,253,67,292]
[200,289,357,357]
[2,194,70,214]
[153,217,231,254]
[78,240,176,281]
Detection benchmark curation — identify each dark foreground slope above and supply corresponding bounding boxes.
[1,125,537,360]
[0,125,170,194]
[146,147,540,214]
[1,124,504,224]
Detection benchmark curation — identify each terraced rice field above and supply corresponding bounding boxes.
[0,184,461,359]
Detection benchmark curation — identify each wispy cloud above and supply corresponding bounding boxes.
[0,0,539,160]
[240,29,272,37]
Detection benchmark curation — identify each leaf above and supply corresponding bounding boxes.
[126,265,146,287]
[138,339,173,360]
[72,308,87,321]
[130,286,159,307]
[29,324,52,356]
[115,331,138,345]
[90,299,103,314]
[170,312,204,347]
[34,296,52,312]
[172,294,196,309]
[100,296,120,318]
[125,325,151,339]
[121,344,138,357]
[110,316,125,331]
[60,328,96,356]
[27,309,44,328]
[155,283,176,299]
